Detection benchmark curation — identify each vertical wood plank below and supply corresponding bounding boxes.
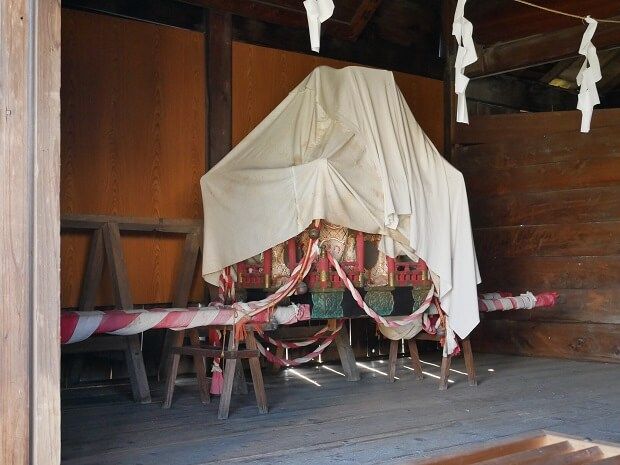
[1,0,61,462]
[1,1,31,461]
[33,0,62,456]
[207,9,232,168]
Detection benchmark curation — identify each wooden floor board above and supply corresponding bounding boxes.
[61,353,620,465]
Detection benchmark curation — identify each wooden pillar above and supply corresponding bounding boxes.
[0,0,61,462]
[206,9,232,169]
[442,0,457,161]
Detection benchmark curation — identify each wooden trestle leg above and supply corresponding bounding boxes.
[439,354,452,391]
[407,338,424,380]
[245,329,268,414]
[163,330,185,408]
[189,329,210,404]
[462,337,477,386]
[124,335,151,403]
[388,339,399,383]
[335,323,360,381]
[218,331,239,420]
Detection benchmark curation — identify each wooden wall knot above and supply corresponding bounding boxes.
[569,337,586,351]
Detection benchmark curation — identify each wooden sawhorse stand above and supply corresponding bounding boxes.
[163,326,267,420]
[387,333,477,390]
[61,214,203,403]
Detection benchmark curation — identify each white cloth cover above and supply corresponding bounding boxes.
[201,66,481,339]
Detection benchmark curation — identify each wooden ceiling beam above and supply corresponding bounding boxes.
[468,16,620,79]
[178,0,356,40]
[347,0,383,40]
[233,15,444,78]
[467,75,576,112]
[538,58,577,84]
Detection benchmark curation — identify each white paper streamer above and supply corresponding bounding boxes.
[452,0,478,124]
[303,0,335,53]
[576,16,602,133]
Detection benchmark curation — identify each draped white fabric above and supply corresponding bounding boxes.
[452,0,477,124]
[201,66,481,339]
[577,16,602,133]
[303,0,335,53]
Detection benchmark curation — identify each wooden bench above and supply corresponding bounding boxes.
[387,332,477,390]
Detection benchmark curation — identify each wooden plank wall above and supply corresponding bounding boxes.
[232,42,444,152]
[454,109,620,363]
[60,11,444,308]
[61,9,206,307]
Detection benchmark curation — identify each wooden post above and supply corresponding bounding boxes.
[0,0,61,461]
[442,0,457,161]
[206,8,232,169]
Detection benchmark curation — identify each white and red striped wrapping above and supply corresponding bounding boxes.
[62,232,321,345]
[254,321,343,367]
[478,291,559,312]
[61,304,310,344]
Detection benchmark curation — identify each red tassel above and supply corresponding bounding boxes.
[210,362,224,395]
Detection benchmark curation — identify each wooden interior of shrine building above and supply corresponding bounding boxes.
[2,0,620,464]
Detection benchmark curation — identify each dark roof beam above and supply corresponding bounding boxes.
[468,16,620,79]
